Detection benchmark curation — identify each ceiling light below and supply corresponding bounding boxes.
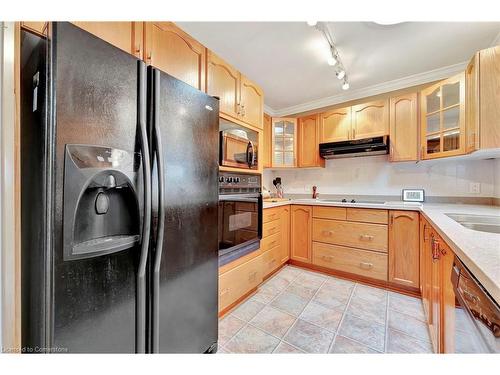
[306,21,318,27]
[336,70,346,80]
[342,80,350,90]
[327,55,338,66]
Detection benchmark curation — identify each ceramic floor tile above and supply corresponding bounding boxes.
[218,315,246,346]
[323,276,355,290]
[225,325,280,354]
[388,310,431,343]
[353,284,388,304]
[217,346,230,354]
[386,328,434,353]
[231,299,266,322]
[338,314,386,352]
[252,284,282,304]
[277,266,303,283]
[286,280,321,300]
[347,296,387,325]
[270,291,310,316]
[329,335,381,354]
[295,271,327,288]
[284,319,335,353]
[273,341,305,353]
[388,292,426,322]
[250,305,297,338]
[264,274,292,291]
[313,284,351,310]
[299,301,343,332]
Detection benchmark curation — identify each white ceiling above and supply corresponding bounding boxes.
[177,22,500,116]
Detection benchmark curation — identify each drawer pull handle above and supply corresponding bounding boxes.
[219,288,229,297]
[321,255,334,262]
[248,271,258,281]
[322,230,334,236]
[359,234,374,241]
[359,262,373,270]
[268,241,277,248]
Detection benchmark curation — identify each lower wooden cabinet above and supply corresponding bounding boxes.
[290,205,312,263]
[261,205,290,279]
[388,210,420,288]
[312,242,388,281]
[279,205,291,264]
[218,254,262,312]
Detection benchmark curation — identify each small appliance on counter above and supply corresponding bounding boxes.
[218,172,262,266]
[273,177,284,198]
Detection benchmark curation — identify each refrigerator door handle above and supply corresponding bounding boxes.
[136,61,152,354]
[151,68,165,353]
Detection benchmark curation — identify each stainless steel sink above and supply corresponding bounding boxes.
[446,213,500,234]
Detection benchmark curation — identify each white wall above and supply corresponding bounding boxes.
[264,155,498,198]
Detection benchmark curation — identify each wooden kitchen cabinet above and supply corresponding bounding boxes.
[262,113,273,168]
[279,205,291,264]
[351,99,389,139]
[320,107,351,143]
[298,114,324,168]
[261,206,290,278]
[72,22,143,58]
[239,74,264,129]
[389,93,419,161]
[465,46,500,152]
[290,205,312,263]
[144,22,206,91]
[21,22,48,35]
[388,210,420,288]
[272,118,297,167]
[420,72,466,159]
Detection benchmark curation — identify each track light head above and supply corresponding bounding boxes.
[336,70,346,80]
[342,80,350,90]
[306,21,318,27]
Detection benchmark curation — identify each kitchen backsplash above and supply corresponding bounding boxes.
[264,155,500,199]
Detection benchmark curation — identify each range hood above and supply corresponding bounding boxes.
[319,136,389,159]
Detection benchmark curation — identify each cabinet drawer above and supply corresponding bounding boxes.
[346,208,388,224]
[263,207,281,223]
[312,218,388,252]
[263,219,281,238]
[313,206,347,220]
[219,255,263,312]
[313,242,388,281]
[262,245,281,278]
[261,232,281,252]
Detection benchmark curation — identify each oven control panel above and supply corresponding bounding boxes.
[219,172,261,193]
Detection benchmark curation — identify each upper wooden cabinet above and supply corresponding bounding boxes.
[298,114,324,168]
[466,46,500,152]
[351,99,389,139]
[320,107,351,143]
[420,72,466,160]
[206,51,240,118]
[206,52,264,129]
[262,113,273,168]
[388,210,420,288]
[290,205,312,263]
[272,118,297,167]
[389,93,419,162]
[21,22,48,36]
[144,22,206,91]
[72,22,143,58]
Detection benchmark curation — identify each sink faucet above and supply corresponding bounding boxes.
[312,185,319,199]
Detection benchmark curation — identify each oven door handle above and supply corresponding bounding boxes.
[219,193,261,200]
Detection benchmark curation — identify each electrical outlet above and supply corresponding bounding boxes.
[468,182,481,194]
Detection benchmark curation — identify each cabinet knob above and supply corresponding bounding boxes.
[321,255,333,262]
[359,262,373,270]
[322,230,334,236]
[359,234,374,241]
[219,288,229,297]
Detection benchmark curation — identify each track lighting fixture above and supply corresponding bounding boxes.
[336,70,346,80]
[307,21,318,26]
[342,80,350,90]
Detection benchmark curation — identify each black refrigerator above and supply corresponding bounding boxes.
[20,22,219,353]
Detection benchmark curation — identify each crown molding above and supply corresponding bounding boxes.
[265,61,469,117]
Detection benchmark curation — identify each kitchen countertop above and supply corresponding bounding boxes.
[264,198,500,304]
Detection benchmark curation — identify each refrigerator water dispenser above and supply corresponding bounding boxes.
[63,144,142,261]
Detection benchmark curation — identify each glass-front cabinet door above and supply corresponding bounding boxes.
[272,118,297,167]
[420,73,465,159]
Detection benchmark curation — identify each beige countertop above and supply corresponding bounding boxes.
[264,198,500,304]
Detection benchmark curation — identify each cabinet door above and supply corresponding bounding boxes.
[239,74,264,129]
[298,114,324,167]
[429,230,442,353]
[280,206,291,264]
[420,73,465,159]
[440,241,456,353]
[351,100,389,139]
[389,93,418,161]
[144,22,206,91]
[206,50,240,119]
[479,46,500,149]
[72,22,143,58]
[272,118,297,167]
[465,53,480,153]
[420,218,432,321]
[262,113,273,168]
[388,211,420,288]
[21,22,48,35]
[290,206,312,263]
[320,107,351,142]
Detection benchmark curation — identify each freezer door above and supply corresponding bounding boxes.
[150,67,219,353]
[49,22,149,353]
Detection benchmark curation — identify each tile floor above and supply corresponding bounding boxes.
[218,265,434,354]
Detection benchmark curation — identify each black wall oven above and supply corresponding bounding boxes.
[218,172,262,266]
